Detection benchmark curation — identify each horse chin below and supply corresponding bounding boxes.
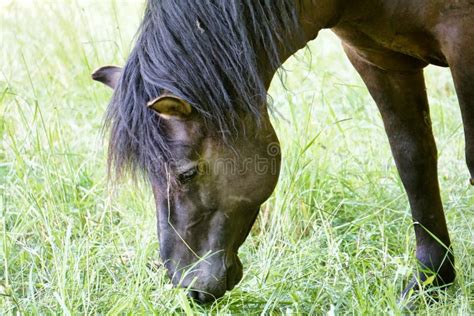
[226,254,244,291]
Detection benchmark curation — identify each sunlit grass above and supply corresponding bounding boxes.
[1,1,473,314]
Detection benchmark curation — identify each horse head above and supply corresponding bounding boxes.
[93,65,281,302]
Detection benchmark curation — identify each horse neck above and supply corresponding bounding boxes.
[261,0,347,89]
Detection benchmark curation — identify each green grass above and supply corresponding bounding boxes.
[1,1,473,314]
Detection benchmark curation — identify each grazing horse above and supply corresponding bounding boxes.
[92,0,473,303]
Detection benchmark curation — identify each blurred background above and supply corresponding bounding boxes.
[1,1,473,314]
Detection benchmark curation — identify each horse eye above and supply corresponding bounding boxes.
[178,167,198,183]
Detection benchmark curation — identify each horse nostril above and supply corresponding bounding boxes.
[188,290,217,304]
[188,290,199,300]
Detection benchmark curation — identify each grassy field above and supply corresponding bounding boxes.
[1,1,473,314]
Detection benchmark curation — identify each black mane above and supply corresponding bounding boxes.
[105,0,301,183]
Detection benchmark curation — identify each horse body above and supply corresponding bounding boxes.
[93,0,473,303]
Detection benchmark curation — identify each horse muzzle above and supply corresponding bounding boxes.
[169,252,244,304]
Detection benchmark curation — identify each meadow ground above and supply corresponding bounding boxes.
[1,1,473,314]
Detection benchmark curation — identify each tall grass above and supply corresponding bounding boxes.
[1,1,473,314]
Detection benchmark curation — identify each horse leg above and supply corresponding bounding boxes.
[441,28,474,185]
[342,45,455,296]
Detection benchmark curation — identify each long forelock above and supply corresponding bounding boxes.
[105,0,301,183]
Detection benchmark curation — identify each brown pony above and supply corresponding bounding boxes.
[93,0,473,304]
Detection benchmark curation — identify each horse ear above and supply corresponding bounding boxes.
[91,65,122,90]
[147,95,192,118]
